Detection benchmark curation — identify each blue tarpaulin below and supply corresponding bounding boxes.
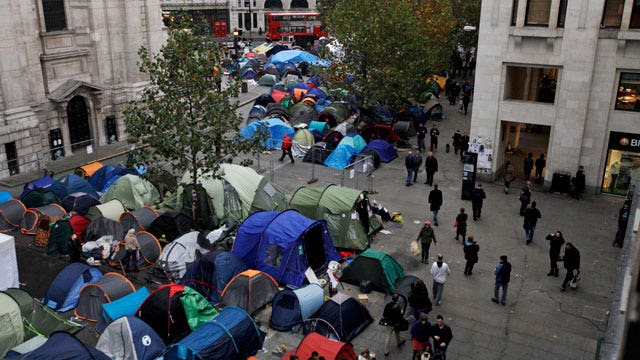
[240,118,295,150]
[269,50,331,67]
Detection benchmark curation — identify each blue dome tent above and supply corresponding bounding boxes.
[361,139,398,163]
[18,176,54,200]
[50,174,99,199]
[270,284,325,331]
[43,263,103,312]
[96,316,165,360]
[89,164,130,193]
[180,251,247,303]
[21,332,109,360]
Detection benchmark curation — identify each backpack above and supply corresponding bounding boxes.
[181,184,216,230]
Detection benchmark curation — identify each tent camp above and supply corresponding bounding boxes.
[96,316,165,360]
[157,231,209,281]
[0,199,26,232]
[292,128,315,158]
[89,164,130,193]
[220,270,279,314]
[339,249,405,294]
[20,188,59,209]
[232,210,341,286]
[254,93,276,107]
[109,231,162,271]
[361,139,398,163]
[323,130,344,150]
[50,174,99,199]
[303,292,373,342]
[43,263,103,312]
[269,284,324,331]
[180,250,247,303]
[97,287,150,334]
[21,331,109,360]
[163,307,265,360]
[424,97,443,121]
[136,284,218,343]
[283,333,356,360]
[309,120,330,136]
[20,204,67,235]
[0,292,24,358]
[323,135,368,170]
[240,118,295,150]
[74,272,136,322]
[119,206,159,232]
[100,174,161,210]
[86,199,127,221]
[257,73,277,87]
[60,192,100,216]
[75,162,104,178]
[289,185,382,250]
[47,214,76,255]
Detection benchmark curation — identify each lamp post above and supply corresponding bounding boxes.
[233,29,239,61]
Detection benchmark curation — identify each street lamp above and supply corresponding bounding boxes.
[233,29,239,61]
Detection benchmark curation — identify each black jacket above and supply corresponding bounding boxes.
[383,301,404,328]
[425,156,438,173]
[572,170,585,192]
[460,135,470,151]
[545,234,565,254]
[405,154,413,169]
[409,282,432,313]
[463,241,479,263]
[431,324,453,351]
[428,189,443,211]
[471,188,486,204]
[563,246,580,270]
[455,212,468,230]
[413,154,423,170]
[523,207,541,227]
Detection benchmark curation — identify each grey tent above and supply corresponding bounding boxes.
[96,316,165,360]
[157,231,208,281]
[220,270,279,314]
[289,102,318,126]
[292,128,316,158]
[74,272,136,322]
[119,206,159,231]
[86,199,127,222]
[0,199,26,232]
[20,204,67,235]
[82,217,127,244]
[109,231,162,271]
[257,74,277,87]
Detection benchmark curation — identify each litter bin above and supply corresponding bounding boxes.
[550,172,571,194]
[241,81,248,93]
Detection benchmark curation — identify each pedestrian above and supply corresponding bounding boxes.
[430,125,440,151]
[431,315,453,360]
[424,152,438,186]
[411,314,432,360]
[428,184,443,226]
[413,150,423,183]
[523,152,534,180]
[519,181,531,216]
[417,123,427,152]
[522,201,541,245]
[405,151,415,186]
[382,294,407,356]
[613,203,630,248]
[123,229,141,273]
[492,255,511,305]
[459,132,470,161]
[409,279,432,320]
[463,235,479,276]
[545,231,565,277]
[534,154,546,182]
[503,161,515,194]
[279,134,294,163]
[560,242,580,291]
[430,254,451,306]
[471,183,486,221]
[571,165,586,200]
[417,221,437,264]
[462,92,471,115]
[452,130,462,154]
[454,208,467,241]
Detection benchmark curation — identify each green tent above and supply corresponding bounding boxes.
[100,174,161,210]
[289,185,382,250]
[0,292,23,358]
[339,249,405,293]
[257,74,277,87]
[293,128,315,147]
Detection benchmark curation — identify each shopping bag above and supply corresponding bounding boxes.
[410,241,421,257]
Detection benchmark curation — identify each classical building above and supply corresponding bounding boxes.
[471,0,640,195]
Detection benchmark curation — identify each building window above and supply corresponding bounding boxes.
[631,0,640,28]
[238,13,243,28]
[525,0,552,26]
[265,0,283,9]
[511,0,519,26]
[504,65,558,103]
[42,0,67,32]
[5,142,19,176]
[603,132,640,195]
[557,0,567,27]
[237,0,241,7]
[602,0,624,28]
[253,13,258,28]
[616,73,640,112]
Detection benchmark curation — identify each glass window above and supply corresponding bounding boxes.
[504,65,558,103]
[238,13,243,28]
[601,0,624,28]
[557,0,567,27]
[631,0,640,28]
[511,0,519,26]
[42,0,66,32]
[616,73,640,111]
[5,142,19,176]
[525,0,552,26]
[603,149,640,194]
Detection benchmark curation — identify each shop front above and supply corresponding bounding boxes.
[602,131,640,195]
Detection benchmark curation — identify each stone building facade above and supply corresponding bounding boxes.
[472,0,640,195]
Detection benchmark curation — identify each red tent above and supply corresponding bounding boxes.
[360,124,401,144]
[282,333,356,360]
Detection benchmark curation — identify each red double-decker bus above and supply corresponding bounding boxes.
[265,12,327,46]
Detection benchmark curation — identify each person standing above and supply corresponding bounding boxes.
[452,130,462,154]
[503,161,515,194]
[417,123,427,152]
[560,242,580,291]
[459,132,470,161]
[424,152,438,186]
[417,221,437,264]
[535,154,546,182]
[382,294,407,356]
[413,150,423,183]
[462,92,471,115]
[613,204,630,248]
[545,231,565,277]
[523,152,534,180]
[431,315,453,360]
[123,229,141,273]
[409,280,432,320]
[463,235,479,276]
[522,201,541,245]
[430,125,440,151]
[279,134,294,163]
[471,183,486,221]
[571,165,586,200]
[411,314,432,360]
[492,255,511,305]
[430,254,451,306]
[428,184,443,226]
[519,181,531,216]
[405,151,415,187]
[454,208,468,241]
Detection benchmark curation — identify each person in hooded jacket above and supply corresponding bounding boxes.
[382,294,407,356]
[463,235,479,276]
[409,279,432,320]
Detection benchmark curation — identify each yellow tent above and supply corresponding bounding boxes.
[429,75,447,91]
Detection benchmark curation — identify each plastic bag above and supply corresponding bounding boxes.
[410,241,421,257]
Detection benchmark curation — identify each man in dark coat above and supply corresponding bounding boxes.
[424,152,438,186]
[571,165,586,200]
[523,201,541,245]
[560,242,580,291]
[405,151,414,186]
[412,150,423,183]
[613,204,630,248]
[471,183,486,221]
[523,152,534,180]
[428,184,443,226]
[492,255,511,305]
[459,132,470,161]
[545,231,565,277]
[452,130,462,154]
[409,280,432,320]
[454,208,468,241]
[383,294,407,356]
[417,123,427,152]
[519,181,531,216]
[431,315,453,360]
[417,220,437,263]
[535,154,546,182]
[430,125,440,151]
[463,235,479,276]
[462,92,471,115]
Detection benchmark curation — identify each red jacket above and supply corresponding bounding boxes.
[282,135,292,150]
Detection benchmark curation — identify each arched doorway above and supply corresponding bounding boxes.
[290,0,309,8]
[66,96,91,150]
[265,0,283,8]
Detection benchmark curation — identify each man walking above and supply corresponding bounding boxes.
[430,125,440,151]
[452,130,462,154]
[424,152,438,186]
[463,235,479,276]
[471,183,486,221]
[492,255,511,305]
[279,133,294,163]
[428,184,443,226]
[459,132,470,161]
[431,315,453,360]
[571,165,586,200]
[412,150,423,183]
[382,293,407,356]
[523,201,541,245]
[454,208,468,241]
[523,152,534,180]
[405,151,414,186]
[519,181,531,216]
[430,254,451,306]
[417,123,427,152]
[462,92,471,115]
[560,242,580,291]
[535,153,546,182]
[417,221,437,264]
[545,231,565,277]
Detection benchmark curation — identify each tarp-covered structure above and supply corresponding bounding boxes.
[100,174,161,210]
[303,292,372,342]
[339,249,405,294]
[269,284,324,331]
[220,270,279,314]
[240,118,295,150]
[289,185,382,250]
[180,250,247,303]
[96,316,165,360]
